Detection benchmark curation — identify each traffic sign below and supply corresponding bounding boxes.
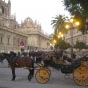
[20,41,24,46]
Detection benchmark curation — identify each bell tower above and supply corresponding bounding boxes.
[7,0,11,16]
[0,0,11,16]
[0,0,12,28]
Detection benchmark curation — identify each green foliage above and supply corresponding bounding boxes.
[63,0,88,33]
[74,41,88,50]
[55,39,71,50]
[51,15,68,34]
[63,0,88,16]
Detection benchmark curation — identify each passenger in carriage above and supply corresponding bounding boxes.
[71,53,76,61]
[43,53,52,67]
[62,52,72,65]
[35,51,42,63]
[41,53,59,68]
[62,52,76,65]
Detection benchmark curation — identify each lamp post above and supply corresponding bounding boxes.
[85,18,88,29]
[50,39,57,50]
[57,32,63,39]
[65,18,80,58]
[51,32,63,50]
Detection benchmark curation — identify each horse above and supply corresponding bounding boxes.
[0,52,34,81]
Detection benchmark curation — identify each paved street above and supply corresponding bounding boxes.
[0,67,86,88]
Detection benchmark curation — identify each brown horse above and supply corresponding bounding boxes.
[0,52,34,81]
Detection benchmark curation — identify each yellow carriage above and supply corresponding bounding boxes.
[35,63,51,84]
[73,61,88,86]
[35,56,88,86]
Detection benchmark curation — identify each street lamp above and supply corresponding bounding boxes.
[65,18,80,58]
[50,39,57,50]
[52,39,57,44]
[65,25,70,29]
[57,32,63,39]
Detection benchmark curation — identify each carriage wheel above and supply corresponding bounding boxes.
[35,69,50,84]
[44,67,51,76]
[81,61,88,67]
[73,66,88,86]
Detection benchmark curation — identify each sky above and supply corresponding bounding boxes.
[6,0,70,34]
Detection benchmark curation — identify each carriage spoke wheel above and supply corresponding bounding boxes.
[44,67,51,76]
[35,69,50,84]
[40,67,51,76]
[73,66,88,86]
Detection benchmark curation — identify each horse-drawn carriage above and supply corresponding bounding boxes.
[34,51,88,86]
[0,51,88,86]
[35,60,88,86]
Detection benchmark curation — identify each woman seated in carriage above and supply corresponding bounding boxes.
[61,52,76,65]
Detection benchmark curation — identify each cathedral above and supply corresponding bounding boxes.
[0,0,50,53]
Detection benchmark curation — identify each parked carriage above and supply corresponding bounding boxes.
[35,52,88,86]
[0,51,88,86]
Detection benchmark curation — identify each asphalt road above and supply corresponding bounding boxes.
[0,67,86,88]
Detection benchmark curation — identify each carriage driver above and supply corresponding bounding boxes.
[43,53,51,67]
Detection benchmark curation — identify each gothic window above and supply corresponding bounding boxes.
[0,34,3,44]
[14,25,17,29]
[0,36,3,44]
[7,37,10,45]
[7,35,10,45]
[2,6,4,14]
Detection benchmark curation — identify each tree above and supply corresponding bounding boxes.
[74,41,88,51]
[63,0,88,33]
[51,15,69,50]
[55,39,71,50]
[63,0,88,16]
[51,15,67,34]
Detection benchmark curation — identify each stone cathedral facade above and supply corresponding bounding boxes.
[0,0,50,53]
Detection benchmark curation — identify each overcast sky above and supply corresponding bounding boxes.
[6,0,70,34]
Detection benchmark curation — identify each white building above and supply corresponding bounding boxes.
[64,28,88,45]
[0,0,50,53]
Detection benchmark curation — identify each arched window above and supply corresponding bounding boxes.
[2,6,4,14]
